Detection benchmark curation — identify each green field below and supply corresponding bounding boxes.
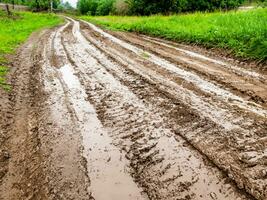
[0,11,62,89]
[81,8,267,62]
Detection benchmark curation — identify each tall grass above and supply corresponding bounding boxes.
[81,8,267,61]
[0,11,62,89]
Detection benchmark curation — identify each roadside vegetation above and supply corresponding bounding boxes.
[76,0,267,15]
[0,0,61,11]
[0,11,61,89]
[243,0,261,6]
[81,8,267,61]
[75,0,267,19]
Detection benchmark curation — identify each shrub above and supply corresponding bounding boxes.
[78,0,246,16]
[112,0,129,15]
[127,0,245,15]
[77,0,98,15]
[96,0,114,15]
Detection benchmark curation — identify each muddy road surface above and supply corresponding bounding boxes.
[0,18,266,200]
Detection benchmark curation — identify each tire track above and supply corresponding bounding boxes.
[80,20,267,118]
[141,35,266,81]
[59,19,254,200]
[44,20,147,200]
[2,18,264,200]
[77,19,266,199]
[0,30,51,200]
[111,32,267,105]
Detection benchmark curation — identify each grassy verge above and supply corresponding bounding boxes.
[81,8,267,62]
[0,11,62,89]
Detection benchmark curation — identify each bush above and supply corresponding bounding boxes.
[96,0,114,15]
[78,0,98,15]
[112,0,129,15]
[127,0,245,15]
[78,0,115,15]
[77,0,246,16]
[27,0,61,11]
[259,0,267,7]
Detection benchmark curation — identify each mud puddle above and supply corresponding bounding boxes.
[44,22,146,200]
[60,64,146,200]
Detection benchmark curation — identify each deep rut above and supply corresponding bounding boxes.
[0,18,266,200]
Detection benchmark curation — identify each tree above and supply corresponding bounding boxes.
[25,0,60,11]
[77,0,115,15]
[77,0,246,16]
[126,0,187,15]
[96,0,114,15]
[127,0,245,15]
[77,0,98,15]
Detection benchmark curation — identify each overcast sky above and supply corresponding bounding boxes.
[63,0,78,7]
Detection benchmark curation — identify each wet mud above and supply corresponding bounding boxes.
[0,18,266,200]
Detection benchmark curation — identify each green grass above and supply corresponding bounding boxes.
[81,8,267,62]
[0,11,62,89]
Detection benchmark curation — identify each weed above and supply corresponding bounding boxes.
[141,51,150,58]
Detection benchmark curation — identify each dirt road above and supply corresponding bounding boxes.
[0,18,266,200]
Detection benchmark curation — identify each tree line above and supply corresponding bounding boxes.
[1,0,264,15]
[77,0,248,15]
[0,0,63,11]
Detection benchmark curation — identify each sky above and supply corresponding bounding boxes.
[63,0,78,7]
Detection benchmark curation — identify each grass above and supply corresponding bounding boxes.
[81,8,267,62]
[0,11,62,89]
